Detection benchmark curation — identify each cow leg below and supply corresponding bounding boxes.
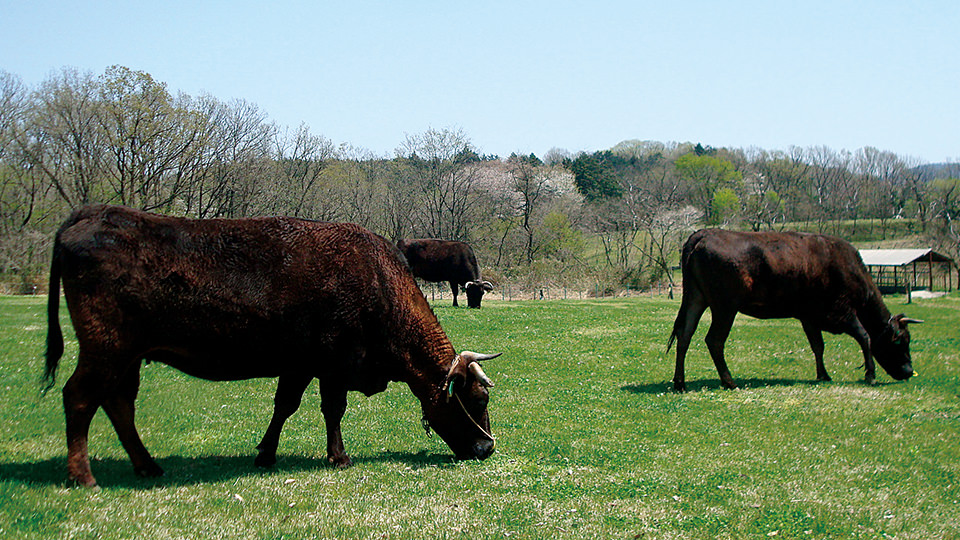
[62,351,121,488]
[100,361,163,478]
[800,320,831,382]
[672,297,708,392]
[844,317,876,385]
[255,374,314,468]
[673,305,706,392]
[450,281,459,307]
[62,369,101,487]
[705,309,738,389]
[319,386,352,468]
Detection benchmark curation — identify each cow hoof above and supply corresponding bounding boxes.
[69,475,99,489]
[672,381,687,393]
[721,381,738,390]
[254,453,277,468]
[328,455,352,469]
[135,463,165,478]
[817,375,832,382]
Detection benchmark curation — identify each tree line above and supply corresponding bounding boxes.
[1,66,958,294]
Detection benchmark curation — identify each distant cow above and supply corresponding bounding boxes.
[667,229,921,392]
[44,204,501,487]
[397,238,493,308]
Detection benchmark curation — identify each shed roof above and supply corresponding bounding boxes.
[859,249,954,266]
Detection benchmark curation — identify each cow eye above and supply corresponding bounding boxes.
[470,388,489,408]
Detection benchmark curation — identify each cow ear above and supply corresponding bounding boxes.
[447,375,461,397]
[442,356,463,398]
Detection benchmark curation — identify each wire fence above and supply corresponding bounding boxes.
[418,280,678,303]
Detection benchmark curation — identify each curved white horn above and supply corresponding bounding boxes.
[900,317,924,325]
[459,351,502,363]
[468,361,495,388]
[482,280,493,291]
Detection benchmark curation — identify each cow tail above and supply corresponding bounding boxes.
[42,232,65,396]
[666,300,685,353]
[666,326,678,353]
[666,230,704,353]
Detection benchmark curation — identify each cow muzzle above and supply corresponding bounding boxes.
[471,438,495,460]
[899,364,916,380]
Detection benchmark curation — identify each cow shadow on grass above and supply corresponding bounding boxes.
[0,450,454,489]
[620,377,889,394]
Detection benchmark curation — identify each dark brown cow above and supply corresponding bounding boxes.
[44,204,500,487]
[396,238,493,308]
[667,229,921,392]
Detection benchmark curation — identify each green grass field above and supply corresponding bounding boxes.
[1,293,958,539]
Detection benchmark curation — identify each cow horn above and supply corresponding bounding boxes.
[468,362,495,388]
[482,280,493,291]
[459,351,502,363]
[892,314,925,326]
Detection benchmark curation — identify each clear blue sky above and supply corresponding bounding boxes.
[2,0,958,162]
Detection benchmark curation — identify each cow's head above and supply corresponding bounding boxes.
[422,351,501,460]
[873,314,923,380]
[464,280,494,308]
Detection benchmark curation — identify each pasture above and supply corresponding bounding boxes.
[0,293,958,539]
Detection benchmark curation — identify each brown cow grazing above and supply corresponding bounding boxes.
[44,204,501,487]
[667,229,921,392]
[396,238,493,308]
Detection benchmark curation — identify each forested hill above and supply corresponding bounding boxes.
[1,67,958,295]
[916,162,960,181]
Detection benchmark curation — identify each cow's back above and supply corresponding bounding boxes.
[398,239,479,284]
[682,229,873,323]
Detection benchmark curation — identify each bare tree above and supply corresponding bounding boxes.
[17,68,107,209]
[507,153,551,263]
[853,147,908,238]
[752,147,810,224]
[638,206,703,286]
[377,157,421,241]
[740,172,785,231]
[803,146,853,232]
[397,127,481,240]
[899,155,929,232]
[0,71,35,229]
[269,123,335,218]
[96,66,202,210]
[178,96,275,218]
[0,71,25,158]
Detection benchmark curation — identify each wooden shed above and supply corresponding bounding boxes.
[858,249,955,294]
